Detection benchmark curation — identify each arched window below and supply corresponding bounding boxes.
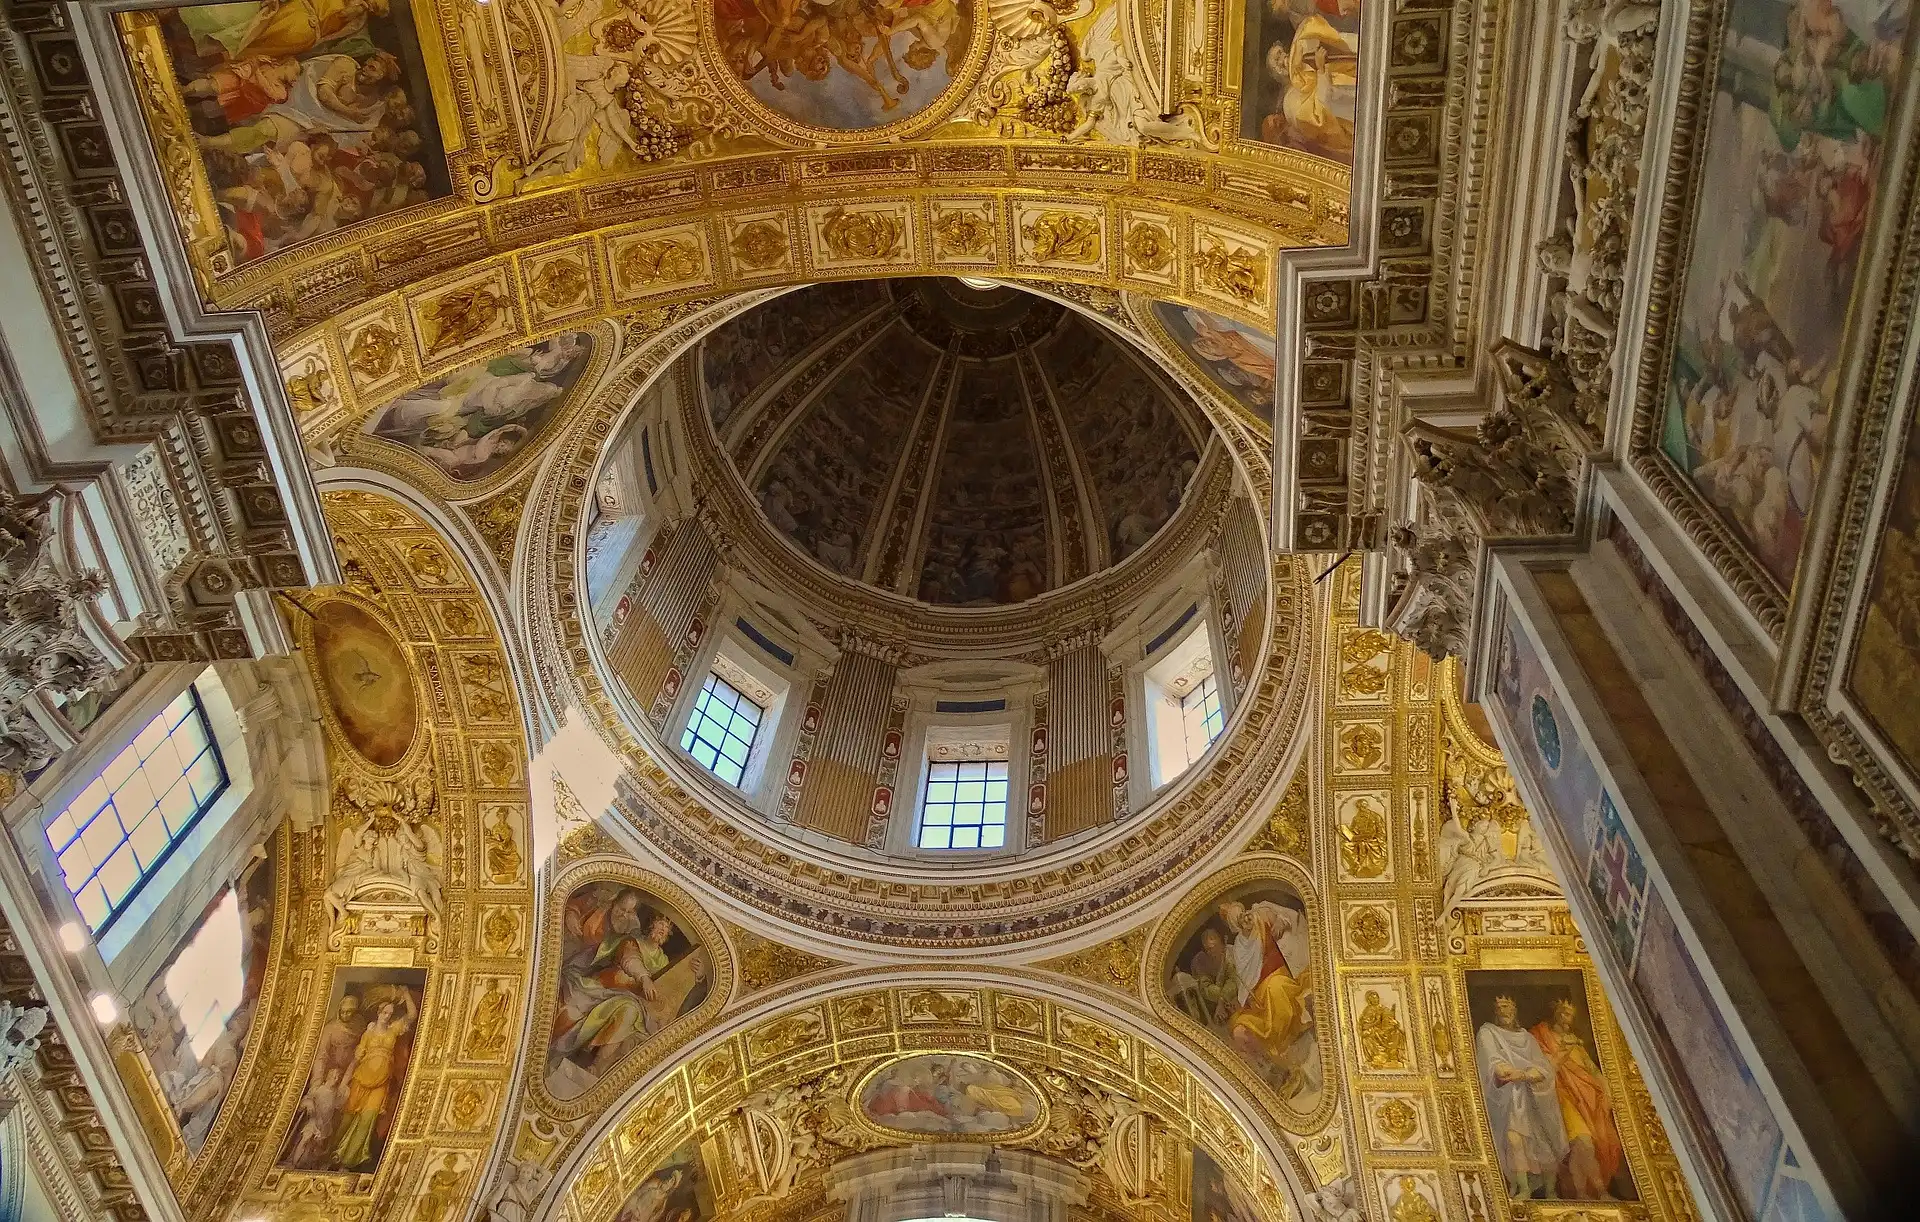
[45,687,228,934]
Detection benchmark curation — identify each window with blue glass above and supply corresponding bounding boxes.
[680,672,765,787]
[918,759,1009,850]
[48,688,228,934]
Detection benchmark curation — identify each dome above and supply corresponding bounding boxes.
[702,279,1209,607]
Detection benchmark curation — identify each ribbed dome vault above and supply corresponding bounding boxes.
[702,279,1208,607]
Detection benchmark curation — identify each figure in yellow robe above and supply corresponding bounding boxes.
[1262,15,1360,157]
[331,989,413,1169]
[1219,900,1313,1075]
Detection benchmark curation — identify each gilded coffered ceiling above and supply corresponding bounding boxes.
[15,4,1697,1222]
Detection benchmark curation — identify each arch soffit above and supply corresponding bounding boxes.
[533,968,1318,1222]
[196,489,539,1221]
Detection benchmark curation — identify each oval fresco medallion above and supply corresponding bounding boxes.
[856,1053,1044,1138]
[1163,878,1325,1112]
[711,0,977,132]
[544,880,713,1102]
[312,600,418,767]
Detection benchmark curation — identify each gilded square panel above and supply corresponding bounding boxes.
[1012,201,1106,272]
[1334,720,1389,775]
[607,224,711,302]
[340,306,413,401]
[1335,789,1392,882]
[721,211,796,280]
[1340,900,1400,960]
[1365,1092,1433,1153]
[411,266,519,371]
[1346,977,1415,1074]
[929,199,999,266]
[1190,221,1273,317]
[806,201,915,270]
[1119,210,1179,288]
[519,243,600,326]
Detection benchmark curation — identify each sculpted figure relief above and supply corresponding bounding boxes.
[324,774,445,926]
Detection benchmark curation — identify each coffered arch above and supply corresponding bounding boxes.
[524,968,1318,1222]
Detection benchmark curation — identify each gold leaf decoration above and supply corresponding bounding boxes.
[425,284,508,355]
[821,206,904,261]
[1347,904,1392,953]
[618,238,701,289]
[1195,237,1265,303]
[933,209,995,257]
[1124,221,1173,273]
[285,358,333,415]
[347,325,399,381]
[730,220,789,270]
[1034,924,1148,994]
[531,258,590,310]
[467,478,530,570]
[1247,771,1309,855]
[1022,211,1100,264]
[728,923,842,994]
[1375,1097,1419,1142]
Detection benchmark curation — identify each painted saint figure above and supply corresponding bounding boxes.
[332,989,415,1169]
[546,885,709,1096]
[1218,899,1313,1087]
[1475,993,1567,1198]
[1531,996,1628,1199]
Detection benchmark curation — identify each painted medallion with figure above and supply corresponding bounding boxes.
[545,881,712,1100]
[1165,880,1323,1109]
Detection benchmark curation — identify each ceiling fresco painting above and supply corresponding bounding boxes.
[1146,299,1278,425]
[125,0,455,266]
[1465,968,1637,1204]
[855,1053,1047,1139]
[1657,0,1911,590]
[701,282,889,436]
[277,965,426,1174]
[1162,878,1323,1114]
[717,0,979,130]
[362,330,596,482]
[703,278,1214,607]
[611,1138,715,1222]
[1239,0,1363,161]
[122,837,278,1166]
[546,878,715,1102]
[309,597,420,768]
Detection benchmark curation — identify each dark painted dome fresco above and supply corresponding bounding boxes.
[701,279,1207,607]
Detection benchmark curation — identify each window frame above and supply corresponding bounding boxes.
[916,757,1012,851]
[1176,671,1226,765]
[1136,602,1229,793]
[679,670,768,790]
[46,684,230,938]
